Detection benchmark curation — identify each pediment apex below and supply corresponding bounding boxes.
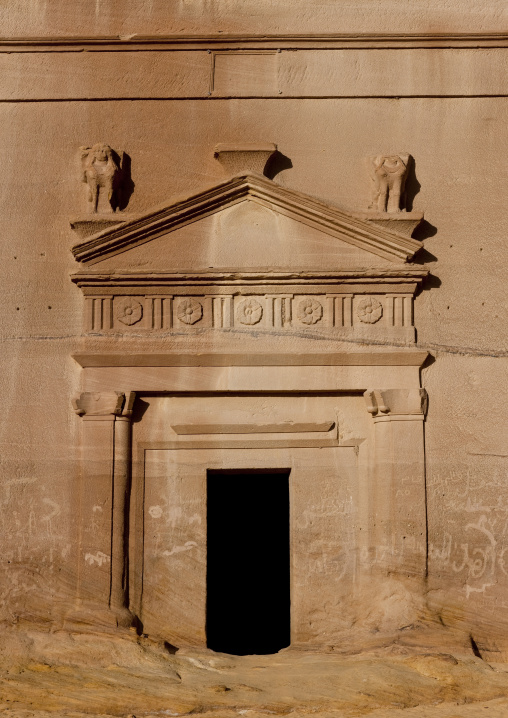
[71,173,423,266]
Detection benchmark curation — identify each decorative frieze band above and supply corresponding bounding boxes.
[84,292,415,336]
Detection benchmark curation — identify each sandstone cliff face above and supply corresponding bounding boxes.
[0,0,506,691]
[1,0,506,35]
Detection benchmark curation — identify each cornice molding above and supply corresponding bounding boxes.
[1,33,508,51]
[71,269,428,288]
[71,173,423,265]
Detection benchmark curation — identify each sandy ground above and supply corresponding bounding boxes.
[0,625,507,718]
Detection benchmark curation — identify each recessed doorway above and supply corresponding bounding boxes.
[206,469,291,655]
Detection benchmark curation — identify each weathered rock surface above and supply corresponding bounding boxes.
[1,626,508,718]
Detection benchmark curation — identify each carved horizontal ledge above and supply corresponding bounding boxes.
[72,350,429,367]
[3,33,508,51]
[71,269,429,288]
[71,173,423,264]
[140,437,340,450]
[171,421,335,434]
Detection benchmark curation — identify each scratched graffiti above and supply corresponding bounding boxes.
[0,474,69,562]
[162,541,198,557]
[430,515,507,599]
[428,466,508,600]
[296,496,354,530]
[145,480,204,559]
[84,551,110,567]
[307,550,350,580]
[146,486,202,528]
[0,468,72,619]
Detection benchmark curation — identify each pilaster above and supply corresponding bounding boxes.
[66,391,136,631]
[364,388,428,579]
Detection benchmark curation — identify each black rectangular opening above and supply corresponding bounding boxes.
[206,469,291,655]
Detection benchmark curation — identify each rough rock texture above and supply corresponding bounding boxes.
[1,625,508,717]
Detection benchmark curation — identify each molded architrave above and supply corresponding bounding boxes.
[71,173,423,266]
[72,351,429,368]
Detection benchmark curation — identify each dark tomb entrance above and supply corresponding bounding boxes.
[206,469,291,655]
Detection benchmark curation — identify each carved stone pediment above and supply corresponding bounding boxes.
[72,172,423,266]
[71,173,427,343]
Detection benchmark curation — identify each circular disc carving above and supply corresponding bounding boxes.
[177,298,203,325]
[116,297,143,326]
[236,298,263,325]
[297,298,323,325]
[357,297,383,324]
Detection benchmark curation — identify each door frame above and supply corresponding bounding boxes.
[70,351,428,640]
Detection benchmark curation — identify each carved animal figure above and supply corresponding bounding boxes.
[80,143,121,213]
[369,154,410,213]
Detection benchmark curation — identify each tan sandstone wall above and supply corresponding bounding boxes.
[0,0,506,36]
[0,1,507,652]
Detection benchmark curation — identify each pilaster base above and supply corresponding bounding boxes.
[64,603,135,634]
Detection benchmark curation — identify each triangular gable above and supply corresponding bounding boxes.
[89,202,399,273]
[71,173,422,267]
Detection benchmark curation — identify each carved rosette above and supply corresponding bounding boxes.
[297,298,323,325]
[177,298,203,325]
[236,298,263,325]
[116,297,143,326]
[357,297,383,324]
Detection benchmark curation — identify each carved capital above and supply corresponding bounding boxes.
[364,388,427,417]
[121,391,137,417]
[73,391,136,417]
